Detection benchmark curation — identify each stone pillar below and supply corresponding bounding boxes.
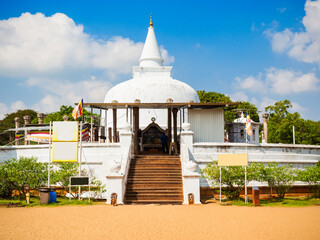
[63,115,68,121]
[167,108,172,143]
[23,115,31,126]
[113,108,117,143]
[181,123,194,153]
[133,107,139,155]
[14,117,20,145]
[23,115,31,145]
[100,126,106,143]
[108,127,112,143]
[262,113,269,143]
[172,108,178,144]
[37,113,45,124]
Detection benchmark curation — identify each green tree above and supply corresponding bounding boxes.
[265,100,320,145]
[50,163,105,198]
[43,105,96,123]
[0,109,38,145]
[259,163,296,198]
[197,90,232,103]
[298,161,320,198]
[197,90,260,123]
[50,162,78,195]
[0,157,47,199]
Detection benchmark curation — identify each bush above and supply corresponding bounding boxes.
[202,161,297,200]
[202,162,258,200]
[259,163,296,198]
[298,161,320,198]
[50,163,105,198]
[0,157,47,199]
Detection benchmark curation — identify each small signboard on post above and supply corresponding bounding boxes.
[69,176,90,202]
[217,153,249,204]
[218,153,248,166]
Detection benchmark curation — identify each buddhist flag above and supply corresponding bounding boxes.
[72,99,83,120]
[246,114,252,136]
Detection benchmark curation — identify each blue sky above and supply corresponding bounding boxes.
[0,0,319,121]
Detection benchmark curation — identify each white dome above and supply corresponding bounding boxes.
[102,19,199,130]
[104,76,199,103]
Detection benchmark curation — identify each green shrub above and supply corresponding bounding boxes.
[298,161,320,198]
[0,157,47,199]
[259,163,296,198]
[202,162,259,200]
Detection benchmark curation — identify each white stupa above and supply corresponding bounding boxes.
[104,15,199,130]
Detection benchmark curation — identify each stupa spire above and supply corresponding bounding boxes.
[139,15,164,67]
[150,14,153,28]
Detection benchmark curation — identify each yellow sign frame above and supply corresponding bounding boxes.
[218,153,248,166]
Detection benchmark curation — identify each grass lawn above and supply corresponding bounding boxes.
[0,196,96,207]
[225,196,320,207]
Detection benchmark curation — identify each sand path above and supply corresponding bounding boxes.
[1,204,319,240]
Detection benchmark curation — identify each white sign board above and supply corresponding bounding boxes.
[52,121,78,162]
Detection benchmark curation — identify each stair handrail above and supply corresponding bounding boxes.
[180,143,189,175]
[120,140,133,200]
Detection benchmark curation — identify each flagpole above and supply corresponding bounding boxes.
[48,121,52,188]
[78,121,83,201]
[245,114,248,204]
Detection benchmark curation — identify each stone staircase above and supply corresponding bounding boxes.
[125,155,183,204]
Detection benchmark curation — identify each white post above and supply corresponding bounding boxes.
[220,166,222,204]
[293,126,295,145]
[245,166,247,204]
[104,109,108,139]
[126,107,128,123]
[88,179,91,203]
[78,121,83,201]
[69,180,71,202]
[48,121,52,187]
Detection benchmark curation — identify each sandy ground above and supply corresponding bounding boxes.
[1,203,320,240]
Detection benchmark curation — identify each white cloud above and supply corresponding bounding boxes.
[28,76,112,113]
[277,8,287,13]
[229,91,249,102]
[259,97,277,112]
[235,67,319,95]
[291,101,307,113]
[0,101,27,120]
[160,46,174,65]
[234,74,265,93]
[0,12,174,117]
[0,102,9,120]
[266,68,319,94]
[10,101,26,111]
[268,0,320,67]
[0,13,148,77]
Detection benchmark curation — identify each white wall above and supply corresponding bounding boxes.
[192,142,320,187]
[189,109,224,143]
[0,143,122,198]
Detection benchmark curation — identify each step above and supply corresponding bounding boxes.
[128,172,181,176]
[130,166,181,169]
[127,184,182,188]
[126,196,183,201]
[131,161,181,164]
[125,155,183,205]
[135,155,180,159]
[129,169,181,175]
[126,189,182,194]
[126,186,182,191]
[127,176,181,179]
[125,199,182,205]
[126,192,182,196]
